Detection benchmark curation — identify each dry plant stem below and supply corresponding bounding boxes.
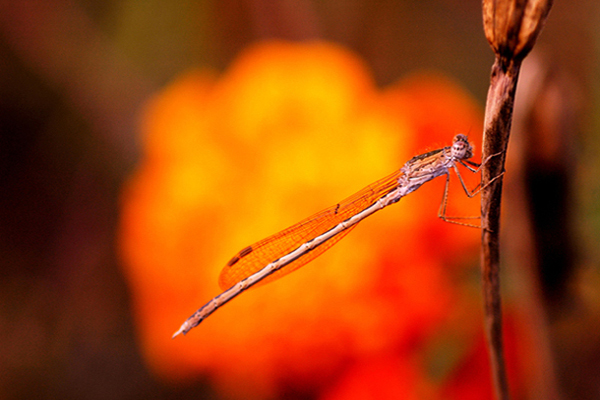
[481,56,522,400]
[480,0,553,397]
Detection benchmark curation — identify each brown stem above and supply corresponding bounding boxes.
[481,56,522,400]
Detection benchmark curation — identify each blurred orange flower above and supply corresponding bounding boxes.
[119,41,494,398]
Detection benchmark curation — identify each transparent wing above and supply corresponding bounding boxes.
[218,168,404,289]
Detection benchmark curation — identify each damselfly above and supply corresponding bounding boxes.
[173,134,484,337]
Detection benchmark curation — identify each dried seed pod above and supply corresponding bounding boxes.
[483,0,553,61]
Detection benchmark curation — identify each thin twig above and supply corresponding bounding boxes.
[481,56,521,400]
[480,1,553,399]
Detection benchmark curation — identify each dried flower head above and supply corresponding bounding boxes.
[483,0,553,61]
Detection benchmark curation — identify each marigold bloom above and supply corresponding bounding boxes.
[119,41,486,398]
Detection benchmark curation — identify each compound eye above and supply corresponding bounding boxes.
[451,134,472,159]
[453,142,465,155]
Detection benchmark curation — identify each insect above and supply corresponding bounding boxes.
[173,134,485,337]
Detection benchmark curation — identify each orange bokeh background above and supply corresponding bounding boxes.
[1,1,596,399]
[118,41,534,399]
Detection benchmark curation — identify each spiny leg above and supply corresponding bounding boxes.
[437,152,506,227]
[455,149,507,198]
[437,171,481,228]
